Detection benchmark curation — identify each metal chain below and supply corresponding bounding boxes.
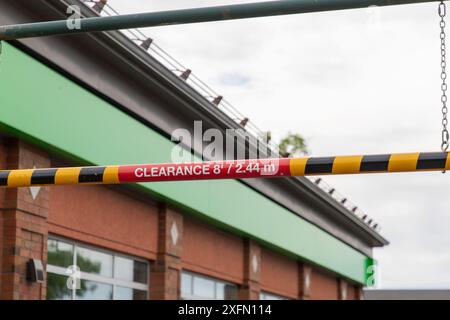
[439,1,449,154]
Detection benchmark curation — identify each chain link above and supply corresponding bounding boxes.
[439,1,449,155]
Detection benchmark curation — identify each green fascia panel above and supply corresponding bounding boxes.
[0,42,371,284]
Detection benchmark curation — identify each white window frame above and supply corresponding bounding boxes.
[260,291,289,300]
[46,236,149,300]
[181,270,237,300]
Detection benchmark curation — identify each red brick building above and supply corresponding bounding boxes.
[0,0,387,300]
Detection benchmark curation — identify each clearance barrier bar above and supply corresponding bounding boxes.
[0,152,449,188]
[0,0,437,40]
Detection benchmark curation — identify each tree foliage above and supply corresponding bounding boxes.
[279,132,308,157]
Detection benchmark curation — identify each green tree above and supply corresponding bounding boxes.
[279,132,308,157]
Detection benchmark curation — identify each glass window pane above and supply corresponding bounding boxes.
[76,246,113,278]
[114,256,147,284]
[215,282,237,300]
[114,256,133,282]
[181,273,192,297]
[76,280,113,300]
[132,289,147,300]
[133,260,148,284]
[114,286,147,300]
[46,273,72,300]
[182,272,237,300]
[216,282,225,300]
[193,276,215,299]
[260,292,287,300]
[47,239,73,268]
[224,284,238,300]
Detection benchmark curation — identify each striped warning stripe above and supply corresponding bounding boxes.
[289,152,450,175]
[0,152,448,188]
[0,166,120,187]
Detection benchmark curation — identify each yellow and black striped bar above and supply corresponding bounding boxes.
[291,152,450,175]
[0,152,449,188]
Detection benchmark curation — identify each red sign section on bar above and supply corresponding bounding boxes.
[118,158,291,183]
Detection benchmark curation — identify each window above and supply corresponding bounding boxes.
[47,237,148,300]
[181,271,237,300]
[260,292,289,300]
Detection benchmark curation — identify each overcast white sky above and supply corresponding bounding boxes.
[108,0,450,289]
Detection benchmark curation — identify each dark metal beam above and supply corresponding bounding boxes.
[0,0,437,40]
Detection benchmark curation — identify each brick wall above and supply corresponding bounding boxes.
[150,205,183,300]
[49,184,158,260]
[182,217,244,284]
[310,268,339,300]
[235,240,261,300]
[260,248,299,299]
[0,139,49,299]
